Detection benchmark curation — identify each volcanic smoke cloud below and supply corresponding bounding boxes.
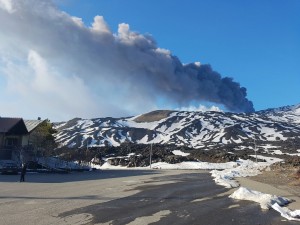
[0,0,254,120]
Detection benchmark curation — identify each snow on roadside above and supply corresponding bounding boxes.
[230,187,300,221]
[99,162,137,170]
[150,161,237,170]
[95,161,238,170]
[217,156,300,221]
[210,157,281,188]
[272,203,300,221]
[229,187,290,210]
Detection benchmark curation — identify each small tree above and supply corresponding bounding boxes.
[30,119,57,158]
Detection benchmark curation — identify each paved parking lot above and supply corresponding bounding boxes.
[0,170,297,225]
[0,170,196,225]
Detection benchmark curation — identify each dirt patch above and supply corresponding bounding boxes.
[247,156,300,188]
[134,110,174,123]
[249,168,300,187]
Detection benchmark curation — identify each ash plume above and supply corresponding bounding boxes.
[0,0,254,120]
[182,63,254,112]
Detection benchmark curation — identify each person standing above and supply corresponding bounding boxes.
[20,163,27,182]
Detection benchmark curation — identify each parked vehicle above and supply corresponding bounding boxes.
[0,161,19,175]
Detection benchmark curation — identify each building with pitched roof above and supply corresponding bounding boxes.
[23,119,45,145]
[0,118,28,160]
[0,118,46,161]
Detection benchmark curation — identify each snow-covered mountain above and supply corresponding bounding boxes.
[54,104,300,151]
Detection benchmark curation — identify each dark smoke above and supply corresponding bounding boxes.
[148,55,255,113]
[181,63,254,112]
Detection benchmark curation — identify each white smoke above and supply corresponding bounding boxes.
[0,0,254,121]
[177,105,222,112]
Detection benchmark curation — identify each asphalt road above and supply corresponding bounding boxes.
[0,170,298,225]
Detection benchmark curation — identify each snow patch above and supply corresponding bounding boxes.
[211,159,267,188]
[230,187,300,221]
[150,161,237,170]
[230,187,290,210]
[272,203,300,221]
[172,150,190,157]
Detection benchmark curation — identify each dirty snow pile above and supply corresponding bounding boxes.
[272,203,300,221]
[230,187,300,221]
[210,157,282,188]
[209,156,300,221]
[229,187,290,210]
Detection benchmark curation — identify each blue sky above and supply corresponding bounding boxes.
[58,0,300,110]
[0,0,299,121]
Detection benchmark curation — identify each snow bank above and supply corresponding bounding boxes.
[96,162,142,170]
[229,187,290,210]
[210,158,276,188]
[209,156,300,221]
[96,161,238,170]
[230,187,300,221]
[150,161,238,170]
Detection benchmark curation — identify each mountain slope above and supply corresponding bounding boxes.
[54,104,300,152]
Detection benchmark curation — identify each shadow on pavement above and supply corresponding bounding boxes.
[0,169,160,183]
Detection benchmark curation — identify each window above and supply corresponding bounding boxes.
[5,138,18,147]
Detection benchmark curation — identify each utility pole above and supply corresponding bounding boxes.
[254,138,258,163]
[150,143,153,169]
[86,139,89,163]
